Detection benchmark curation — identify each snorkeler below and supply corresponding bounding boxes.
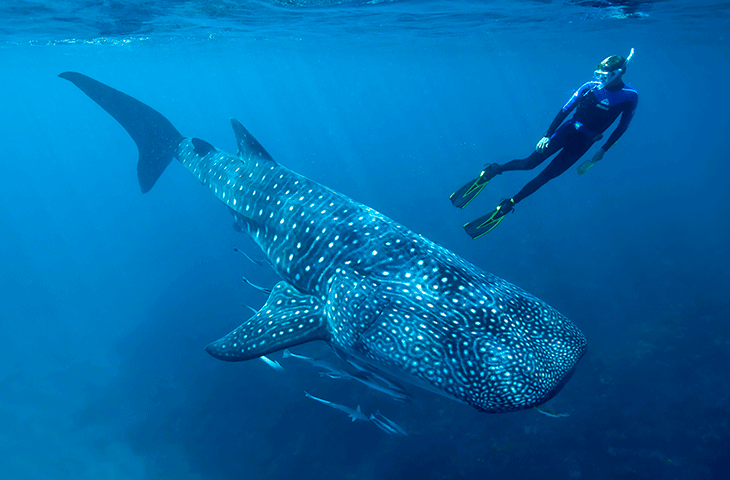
[451,48,639,239]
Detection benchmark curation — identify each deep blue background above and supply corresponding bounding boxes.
[1,2,729,478]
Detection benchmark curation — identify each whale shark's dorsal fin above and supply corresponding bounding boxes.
[230,118,275,163]
[58,72,184,193]
[205,281,328,361]
[191,137,215,157]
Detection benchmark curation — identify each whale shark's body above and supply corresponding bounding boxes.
[60,72,586,413]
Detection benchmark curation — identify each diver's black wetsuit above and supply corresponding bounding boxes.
[499,80,638,203]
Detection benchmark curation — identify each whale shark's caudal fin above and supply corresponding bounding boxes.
[59,72,184,193]
[206,281,329,361]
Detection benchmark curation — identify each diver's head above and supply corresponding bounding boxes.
[594,48,634,87]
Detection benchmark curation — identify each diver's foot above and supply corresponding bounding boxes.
[481,163,501,182]
[463,198,515,239]
[494,197,515,218]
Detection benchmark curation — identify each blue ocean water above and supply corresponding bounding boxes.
[1,0,729,479]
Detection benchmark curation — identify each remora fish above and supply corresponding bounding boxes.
[283,349,412,401]
[369,410,407,436]
[304,392,369,422]
[60,72,587,413]
[282,348,344,377]
[347,370,412,402]
[259,356,285,373]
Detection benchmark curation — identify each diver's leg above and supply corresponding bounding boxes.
[463,130,592,237]
[512,136,593,204]
[497,149,550,174]
[494,124,569,176]
[451,135,557,208]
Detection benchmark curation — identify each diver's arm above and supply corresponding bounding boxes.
[545,83,592,137]
[544,109,570,139]
[538,83,590,151]
[579,98,636,175]
[600,114,632,152]
[537,106,572,152]
[537,108,570,152]
[536,108,569,152]
[601,96,638,151]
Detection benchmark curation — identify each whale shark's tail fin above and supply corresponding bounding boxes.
[59,72,184,193]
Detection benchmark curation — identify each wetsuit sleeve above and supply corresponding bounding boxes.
[601,93,638,151]
[544,83,590,137]
[544,109,570,138]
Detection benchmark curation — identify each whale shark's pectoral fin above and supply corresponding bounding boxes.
[206,281,328,361]
[230,118,275,163]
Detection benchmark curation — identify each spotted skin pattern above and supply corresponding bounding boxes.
[177,133,586,413]
[62,73,586,413]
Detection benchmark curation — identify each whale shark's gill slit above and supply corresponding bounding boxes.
[58,72,184,194]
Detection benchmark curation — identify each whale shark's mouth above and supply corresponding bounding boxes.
[536,348,586,406]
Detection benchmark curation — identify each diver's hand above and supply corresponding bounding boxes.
[536,137,550,153]
[577,149,606,176]
[591,148,606,163]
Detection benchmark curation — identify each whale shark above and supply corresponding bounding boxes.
[59,72,587,413]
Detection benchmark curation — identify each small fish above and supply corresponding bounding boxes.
[533,407,570,418]
[321,370,351,380]
[345,356,413,397]
[242,304,258,315]
[242,276,272,295]
[282,349,345,377]
[369,414,399,435]
[259,355,285,373]
[349,371,412,403]
[233,247,266,266]
[304,392,369,422]
[285,350,412,402]
[369,410,407,435]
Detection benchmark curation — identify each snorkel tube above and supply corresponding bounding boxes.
[624,47,635,69]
